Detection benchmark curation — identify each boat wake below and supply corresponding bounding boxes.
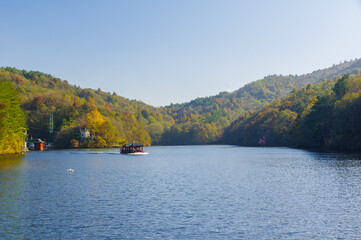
[125,152,149,155]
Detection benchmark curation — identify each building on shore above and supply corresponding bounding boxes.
[79,125,90,140]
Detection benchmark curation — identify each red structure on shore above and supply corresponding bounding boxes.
[34,140,44,151]
[258,136,266,145]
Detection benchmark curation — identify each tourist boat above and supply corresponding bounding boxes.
[120,143,149,155]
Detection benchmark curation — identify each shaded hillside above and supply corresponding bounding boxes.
[223,73,361,150]
[161,58,361,144]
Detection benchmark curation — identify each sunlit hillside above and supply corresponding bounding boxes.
[1,58,361,147]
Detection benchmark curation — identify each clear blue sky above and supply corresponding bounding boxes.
[1,0,361,106]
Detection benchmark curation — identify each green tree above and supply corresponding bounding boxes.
[0,79,27,154]
[299,95,334,148]
[333,75,349,98]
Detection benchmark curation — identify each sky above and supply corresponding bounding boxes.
[1,0,361,106]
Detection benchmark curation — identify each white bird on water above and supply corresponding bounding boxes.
[67,169,74,172]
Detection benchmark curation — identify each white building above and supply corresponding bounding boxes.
[79,125,90,140]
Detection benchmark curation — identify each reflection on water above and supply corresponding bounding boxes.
[0,154,26,239]
[0,154,25,170]
[0,147,361,239]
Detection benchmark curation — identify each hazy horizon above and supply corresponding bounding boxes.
[1,0,361,106]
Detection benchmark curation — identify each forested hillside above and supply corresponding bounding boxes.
[162,59,361,144]
[223,73,361,150]
[0,79,27,154]
[0,68,175,148]
[1,58,361,148]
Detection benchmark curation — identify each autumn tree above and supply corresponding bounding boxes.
[86,109,123,147]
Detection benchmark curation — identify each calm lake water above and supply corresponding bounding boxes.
[1,145,361,239]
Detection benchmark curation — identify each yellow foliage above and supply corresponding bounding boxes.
[70,139,79,148]
[87,136,107,148]
[86,109,105,133]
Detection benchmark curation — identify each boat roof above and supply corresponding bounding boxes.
[122,143,143,147]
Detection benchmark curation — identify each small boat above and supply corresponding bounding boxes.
[121,143,149,155]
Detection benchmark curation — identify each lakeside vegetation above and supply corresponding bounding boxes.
[0,58,361,151]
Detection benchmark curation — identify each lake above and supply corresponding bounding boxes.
[1,145,361,239]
